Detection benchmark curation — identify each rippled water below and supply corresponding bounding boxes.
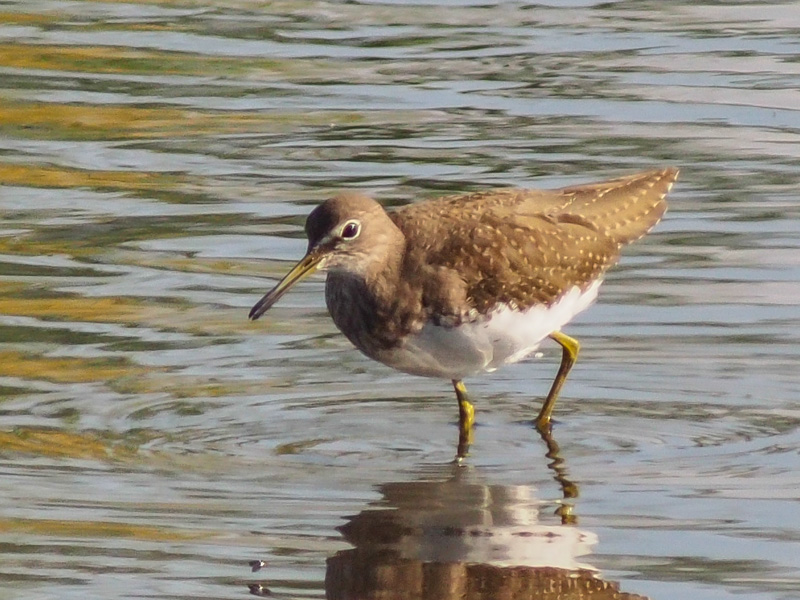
[1,1,800,599]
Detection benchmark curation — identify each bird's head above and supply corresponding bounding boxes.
[249,193,396,320]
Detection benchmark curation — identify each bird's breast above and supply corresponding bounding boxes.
[362,280,603,381]
[325,271,417,357]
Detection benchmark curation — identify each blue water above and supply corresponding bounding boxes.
[1,1,799,598]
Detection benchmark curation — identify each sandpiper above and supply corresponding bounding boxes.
[250,168,678,452]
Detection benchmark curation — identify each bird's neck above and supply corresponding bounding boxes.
[325,235,408,352]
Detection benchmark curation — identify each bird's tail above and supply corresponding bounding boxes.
[559,167,679,246]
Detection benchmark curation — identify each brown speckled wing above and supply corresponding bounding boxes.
[548,168,677,246]
[391,169,677,316]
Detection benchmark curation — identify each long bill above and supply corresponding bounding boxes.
[249,252,325,320]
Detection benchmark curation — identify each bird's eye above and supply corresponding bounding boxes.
[341,220,361,240]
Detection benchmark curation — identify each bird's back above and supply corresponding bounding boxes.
[389,168,678,314]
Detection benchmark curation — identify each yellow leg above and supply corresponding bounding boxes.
[535,330,580,433]
[453,379,475,458]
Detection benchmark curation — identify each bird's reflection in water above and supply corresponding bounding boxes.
[325,430,649,600]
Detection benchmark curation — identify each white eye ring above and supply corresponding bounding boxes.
[341,220,361,240]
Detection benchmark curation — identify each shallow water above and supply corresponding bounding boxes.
[1,1,800,599]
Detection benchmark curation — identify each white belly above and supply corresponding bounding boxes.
[376,280,602,380]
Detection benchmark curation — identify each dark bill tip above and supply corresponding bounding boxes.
[248,252,322,321]
[248,295,273,321]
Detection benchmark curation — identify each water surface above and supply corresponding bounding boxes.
[1,1,800,599]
